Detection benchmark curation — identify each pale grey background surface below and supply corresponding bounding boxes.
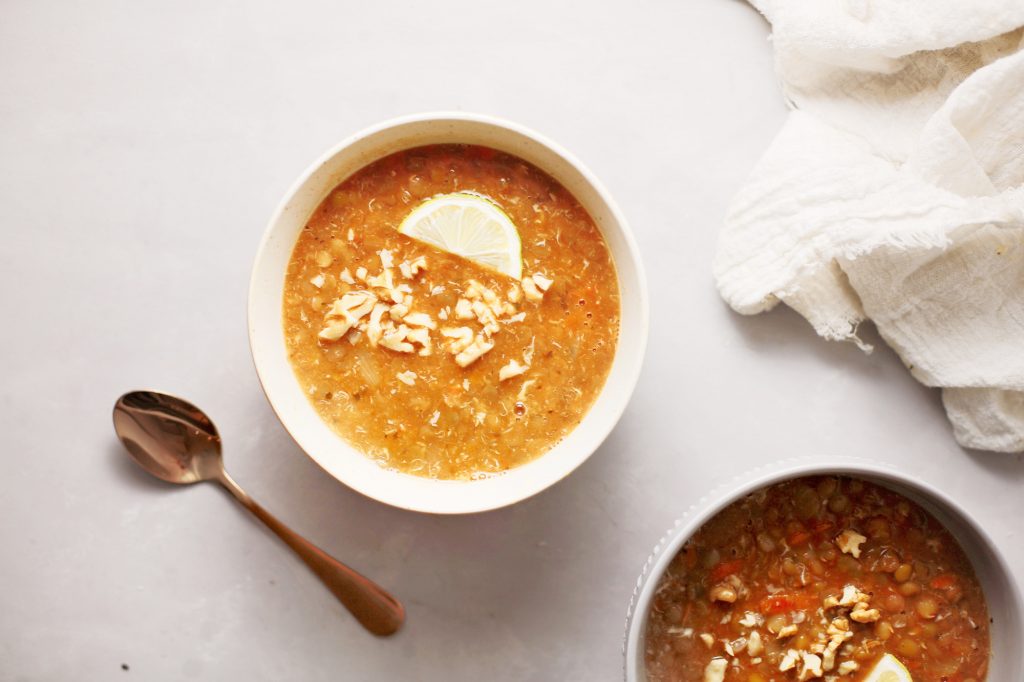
[1,1,1021,680]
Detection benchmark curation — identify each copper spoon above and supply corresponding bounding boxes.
[112,390,405,636]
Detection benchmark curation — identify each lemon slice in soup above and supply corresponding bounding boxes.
[398,192,522,280]
[863,654,913,682]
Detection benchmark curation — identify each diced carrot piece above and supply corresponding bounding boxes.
[710,559,744,582]
[812,519,834,534]
[788,531,811,547]
[684,544,698,569]
[759,592,817,614]
[930,574,958,590]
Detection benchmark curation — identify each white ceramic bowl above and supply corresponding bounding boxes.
[249,112,648,514]
[624,457,1023,681]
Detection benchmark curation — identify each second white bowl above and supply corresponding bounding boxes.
[623,457,1023,681]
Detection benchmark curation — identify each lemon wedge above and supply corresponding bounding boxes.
[398,192,522,280]
[863,653,913,682]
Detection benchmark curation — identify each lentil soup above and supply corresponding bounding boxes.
[283,144,620,480]
[644,476,990,682]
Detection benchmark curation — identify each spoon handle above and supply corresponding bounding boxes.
[217,472,405,636]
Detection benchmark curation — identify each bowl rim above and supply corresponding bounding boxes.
[247,111,649,514]
[622,455,1024,681]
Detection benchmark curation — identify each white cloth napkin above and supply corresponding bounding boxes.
[715,1,1024,452]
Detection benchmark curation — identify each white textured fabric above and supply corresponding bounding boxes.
[715,1,1024,452]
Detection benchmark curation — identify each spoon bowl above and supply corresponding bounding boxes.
[113,390,405,636]
[113,391,224,484]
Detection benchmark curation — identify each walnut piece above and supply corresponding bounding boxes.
[835,530,867,558]
[499,359,528,382]
[454,336,494,367]
[702,658,727,682]
[709,584,737,603]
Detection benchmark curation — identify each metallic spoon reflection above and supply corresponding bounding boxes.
[112,390,405,636]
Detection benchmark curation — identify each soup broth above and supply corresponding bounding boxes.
[644,476,990,682]
[283,145,620,479]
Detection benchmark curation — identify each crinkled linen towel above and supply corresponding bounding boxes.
[714,0,1024,452]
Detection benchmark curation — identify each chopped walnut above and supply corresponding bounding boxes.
[366,303,388,347]
[318,319,352,341]
[366,268,395,291]
[822,621,851,672]
[746,630,763,657]
[703,658,727,682]
[319,291,377,341]
[709,584,737,603]
[517,379,535,401]
[849,603,880,623]
[837,661,858,676]
[826,617,850,636]
[471,300,500,335]
[455,336,494,367]
[406,327,431,356]
[464,279,499,303]
[822,639,840,671]
[798,652,823,681]
[380,324,415,353]
[326,291,377,321]
[779,649,800,672]
[499,359,528,381]
[441,327,474,354]
[307,248,542,385]
[386,303,407,321]
[826,585,870,609]
[403,312,437,330]
[776,624,799,639]
[398,255,427,279]
[521,276,543,302]
[523,337,536,365]
[835,530,867,558]
[454,298,474,319]
[738,612,762,628]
